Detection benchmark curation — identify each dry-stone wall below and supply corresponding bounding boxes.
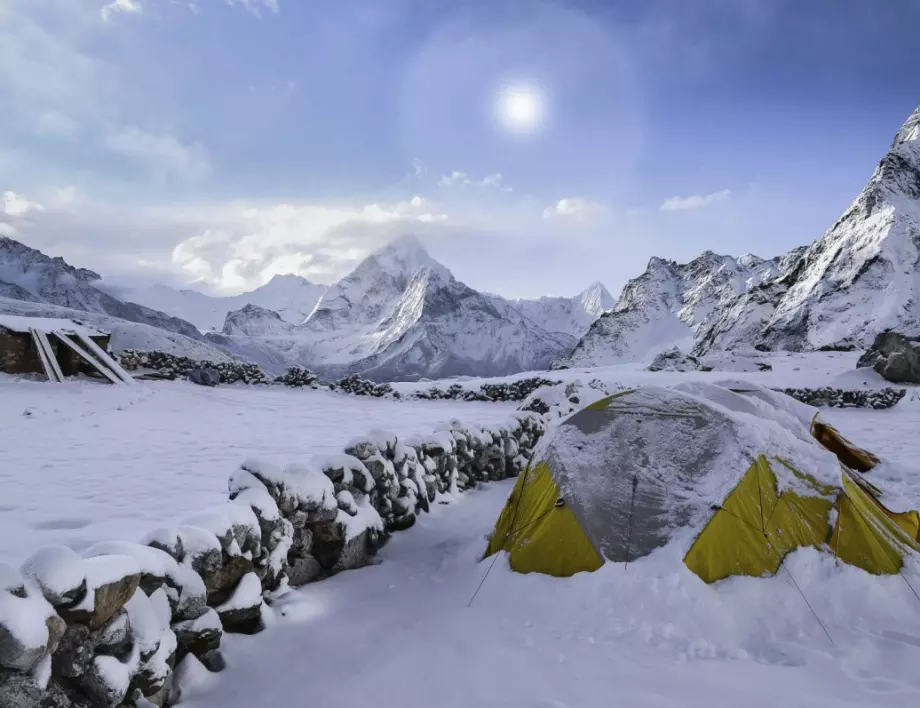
[0,412,545,708]
[779,387,906,409]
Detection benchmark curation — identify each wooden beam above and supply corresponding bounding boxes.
[74,332,134,384]
[35,331,66,382]
[53,332,121,384]
[30,329,60,382]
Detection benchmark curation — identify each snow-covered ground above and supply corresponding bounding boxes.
[4,354,920,706]
[0,376,515,565]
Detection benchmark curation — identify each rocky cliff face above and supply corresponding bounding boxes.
[755,103,920,350]
[561,251,785,366]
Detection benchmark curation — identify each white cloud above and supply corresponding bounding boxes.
[542,197,606,221]
[169,197,450,292]
[35,111,82,139]
[1,191,45,218]
[438,171,511,191]
[103,125,211,181]
[224,0,280,18]
[101,0,142,22]
[660,189,732,212]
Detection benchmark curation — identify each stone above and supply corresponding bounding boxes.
[216,574,263,635]
[187,366,220,387]
[0,593,63,673]
[52,624,95,679]
[20,546,88,610]
[859,331,920,384]
[172,609,222,659]
[61,563,140,631]
[286,556,323,587]
[201,555,255,608]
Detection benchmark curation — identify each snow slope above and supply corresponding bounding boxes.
[0,237,203,340]
[181,396,920,708]
[109,274,327,333]
[562,252,786,366]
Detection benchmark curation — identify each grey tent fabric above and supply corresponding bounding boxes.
[543,388,749,563]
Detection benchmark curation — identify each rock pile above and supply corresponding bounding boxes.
[278,366,321,388]
[857,332,920,384]
[0,413,546,707]
[331,374,399,398]
[413,377,561,403]
[119,351,270,386]
[779,387,906,409]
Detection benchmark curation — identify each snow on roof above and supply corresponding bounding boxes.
[0,314,107,337]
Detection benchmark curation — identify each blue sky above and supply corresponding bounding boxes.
[0,0,918,298]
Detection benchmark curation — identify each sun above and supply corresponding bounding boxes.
[497,85,545,134]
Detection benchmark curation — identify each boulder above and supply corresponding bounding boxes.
[20,546,87,610]
[216,573,263,635]
[858,331,920,384]
[286,556,323,587]
[172,609,222,659]
[59,556,140,631]
[187,366,220,387]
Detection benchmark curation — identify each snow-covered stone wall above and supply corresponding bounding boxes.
[779,387,906,410]
[0,412,545,708]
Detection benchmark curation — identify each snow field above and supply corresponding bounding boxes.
[0,377,516,565]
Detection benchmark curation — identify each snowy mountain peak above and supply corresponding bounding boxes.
[577,281,616,315]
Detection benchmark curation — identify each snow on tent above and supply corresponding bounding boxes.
[0,314,133,384]
[486,383,918,583]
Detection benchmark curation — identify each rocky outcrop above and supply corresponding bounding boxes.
[647,347,712,373]
[857,331,920,384]
[0,410,546,707]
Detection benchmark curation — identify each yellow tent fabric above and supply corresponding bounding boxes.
[487,462,603,576]
[486,385,920,585]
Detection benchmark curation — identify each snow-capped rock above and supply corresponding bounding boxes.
[504,281,615,339]
[755,102,920,350]
[561,251,783,366]
[221,304,294,337]
[0,237,202,340]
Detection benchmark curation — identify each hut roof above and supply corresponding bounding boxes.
[0,314,107,337]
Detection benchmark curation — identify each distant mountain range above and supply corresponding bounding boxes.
[3,100,918,380]
[202,235,609,380]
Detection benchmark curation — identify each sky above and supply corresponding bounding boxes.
[0,0,918,300]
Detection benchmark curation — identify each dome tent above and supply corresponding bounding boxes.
[486,384,919,583]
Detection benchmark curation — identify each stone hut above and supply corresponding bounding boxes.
[0,315,113,378]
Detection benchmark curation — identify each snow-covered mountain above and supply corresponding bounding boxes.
[0,237,203,340]
[504,282,615,340]
[212,236,579,380]
[693,102,920,355]
[107,274,327,333]
[756,103,920,350]
[560,251,786,367]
